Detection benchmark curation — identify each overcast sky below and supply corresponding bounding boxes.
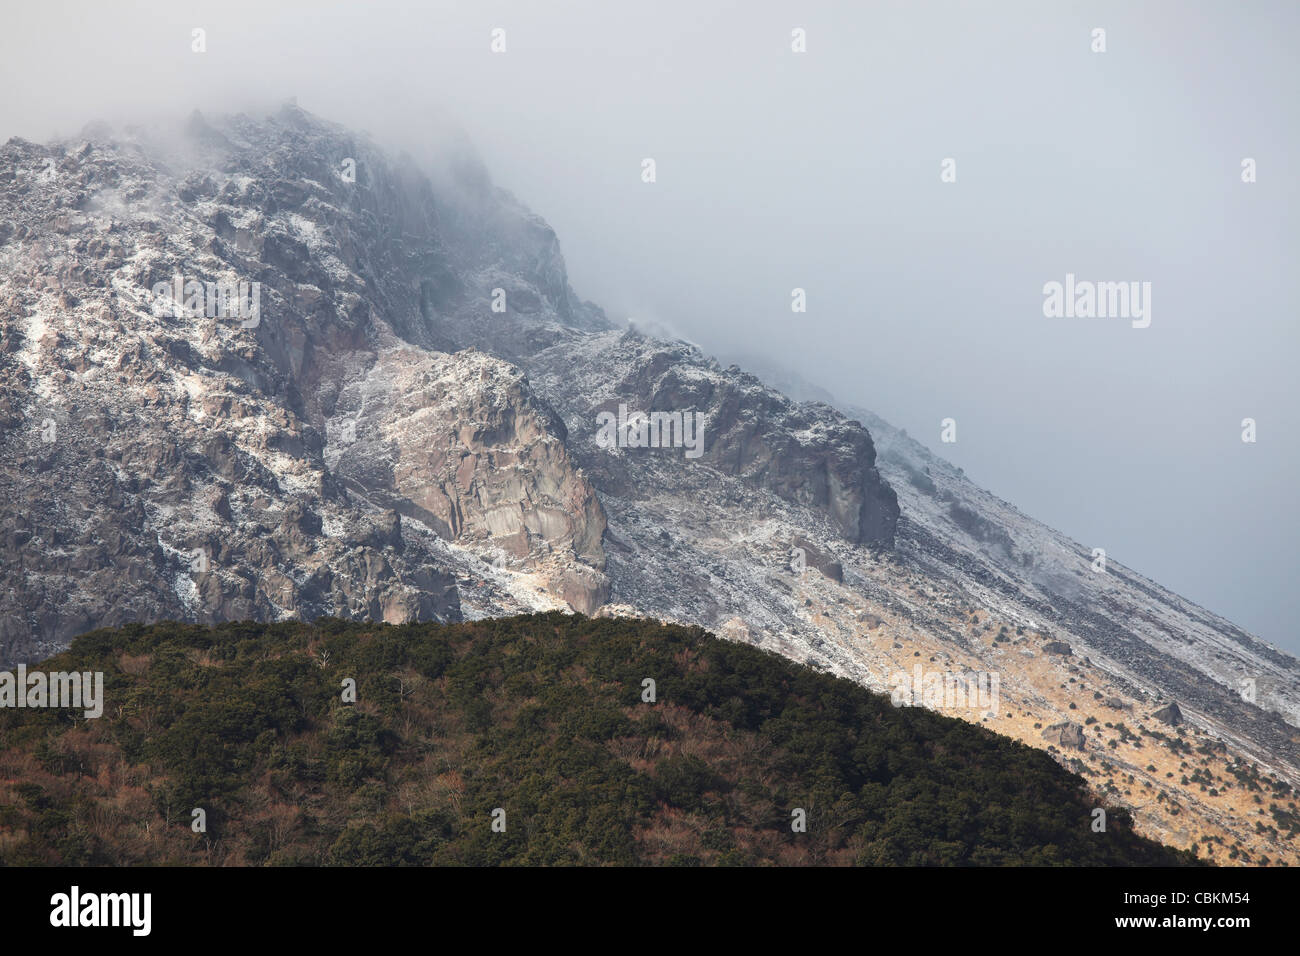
[2,0,1296,653]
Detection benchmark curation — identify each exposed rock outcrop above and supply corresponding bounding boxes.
[328,346,609,609]
[0,107,617,658]
[519,331,900,549]
[1153,702,1184,726]
[791,535,844,582]
[1042,722,1087,750]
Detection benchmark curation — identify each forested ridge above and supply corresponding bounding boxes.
[0,613,1197,865]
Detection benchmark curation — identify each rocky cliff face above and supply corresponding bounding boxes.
[521,329,898,548]
[1,105,1297,865]
[0,106,615,659]
[327,346,609,612]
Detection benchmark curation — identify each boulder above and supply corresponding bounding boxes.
[1152,702,1184,726]
[1042,721,1087,750]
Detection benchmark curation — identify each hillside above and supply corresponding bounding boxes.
[0,614,1195,866]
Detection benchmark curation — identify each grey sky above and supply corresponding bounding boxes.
[2,0,1296,652]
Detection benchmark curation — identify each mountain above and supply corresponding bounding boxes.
[1,105,1296,864]
[0,613,1195,866]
